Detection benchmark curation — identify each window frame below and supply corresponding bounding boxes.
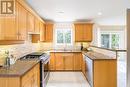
[100,31,121,49]
[55,28,73,46]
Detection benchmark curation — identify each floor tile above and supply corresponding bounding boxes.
[46,72,90,87]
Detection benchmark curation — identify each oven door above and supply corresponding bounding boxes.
[44,61,49,78]
[43,59,50,86]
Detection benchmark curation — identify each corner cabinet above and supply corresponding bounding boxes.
[0,63,40,87]
[75,23,93,42]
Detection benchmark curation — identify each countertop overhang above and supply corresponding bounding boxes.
[0,59,40,77]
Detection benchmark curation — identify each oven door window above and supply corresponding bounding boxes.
[44,62,49,78]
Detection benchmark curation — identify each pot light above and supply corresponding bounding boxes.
[58,11,64,14]
[98,12,102,16]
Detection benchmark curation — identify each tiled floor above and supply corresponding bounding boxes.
[46,72,90,87]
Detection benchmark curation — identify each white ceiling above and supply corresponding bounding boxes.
[26,0,130,25]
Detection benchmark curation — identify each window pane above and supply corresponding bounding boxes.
[65,30,71,43]
[57,30,63,43]
[101,34,110,48]
[111,34,119,49]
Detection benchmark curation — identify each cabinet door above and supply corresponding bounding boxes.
[27,12,34,33]
[0,16,17,40]
[33,64,40,87]
[49,53,56,70]
[40,22,45,41]
[64,53,74,70]
[16,2,27,40]
[55,53,64,70]
[34,18,40,33]
[74,53,82,70]
[83,24,93,41]
[75,24,84,42]
[22,79,32,87]
[45,24,53,42]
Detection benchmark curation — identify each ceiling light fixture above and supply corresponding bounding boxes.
[58,11,64,14]
[98,12,102,16]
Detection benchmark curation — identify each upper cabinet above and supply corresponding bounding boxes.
[75,24,84,41]
[34,18,40,33]
[0,2,17,40]
[40,22,45,42]
[0,0,45,44]
[27,12,35,33]
[84,24,93,41]
[45,24,53,42]
[75,23,93,42]
[0,16,17,40]
[16,2,27,40]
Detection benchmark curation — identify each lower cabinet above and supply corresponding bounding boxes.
[64,53,74,70]
[0,63,40,87]
[49,52,82,71]
[74,53,82,70]
[83,55,117,87]
[22,63,40,87]
[55,53,64,70]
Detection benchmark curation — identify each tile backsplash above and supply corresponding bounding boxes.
[0,42,41,65]
[0,41,90,65]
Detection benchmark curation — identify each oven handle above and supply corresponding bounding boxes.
[43,57,50,64]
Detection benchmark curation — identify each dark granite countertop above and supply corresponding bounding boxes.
[82,51,117,60]
[0,59,40,77]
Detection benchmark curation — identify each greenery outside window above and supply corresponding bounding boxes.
[55,29,72,45]
[101,33,120,49]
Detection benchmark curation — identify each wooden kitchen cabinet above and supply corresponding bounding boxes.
[75,24,84,41]
[0,0,45,44]
[34,18,40,33]
[0,16,17,40]
[0,63,40,87]
[84,24,93,41]
[31,21,46,43]
[74,53,82,71]
[45,24,53,42]
[49,53,56,70]
[27,12,35,33]
[40,22,46,41]
[49,52,83,71]
[75,23,93,42]
[55,53,64,70]
[82,54,117,87]
[64,53,74,70]
[16,2,27,40]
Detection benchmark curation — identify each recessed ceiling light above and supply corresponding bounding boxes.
[98,12,102,16]
[58,11,64,14]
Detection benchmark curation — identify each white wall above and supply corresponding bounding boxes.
[91,24,126,49]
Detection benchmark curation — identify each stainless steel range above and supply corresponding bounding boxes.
[21,52,50,87]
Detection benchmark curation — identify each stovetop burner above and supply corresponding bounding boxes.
[20,52,50,62]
